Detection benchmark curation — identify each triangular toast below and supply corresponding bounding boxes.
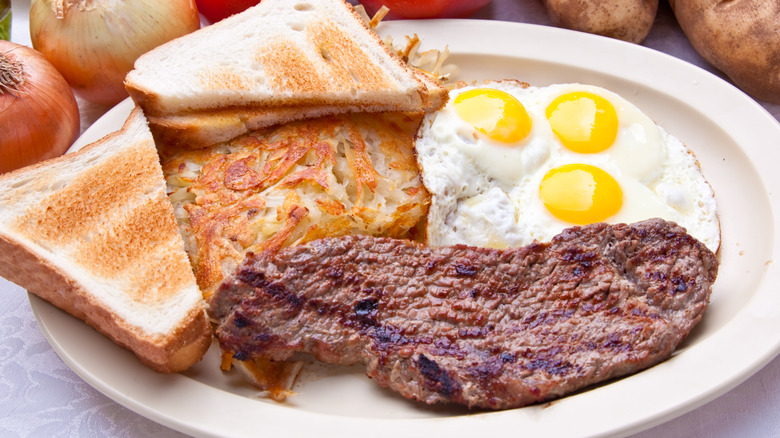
[0,108,211,373]
[124,0,448,149]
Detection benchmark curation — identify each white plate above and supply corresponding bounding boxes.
[30,19,780,438]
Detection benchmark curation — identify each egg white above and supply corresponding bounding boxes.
[416,81,720,253]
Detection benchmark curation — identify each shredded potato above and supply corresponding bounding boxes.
[356,3,456,82]
[385,33,457,81]
[160,113,429,299]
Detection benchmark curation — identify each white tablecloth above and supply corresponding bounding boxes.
[2,1,779,437]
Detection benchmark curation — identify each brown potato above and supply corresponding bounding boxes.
[542,0,659,44]
[670,0,780,104]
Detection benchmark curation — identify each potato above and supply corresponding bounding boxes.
[542,0,659,44]
[670,0,780,104]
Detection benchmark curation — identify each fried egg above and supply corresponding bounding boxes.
[416,80,720,252]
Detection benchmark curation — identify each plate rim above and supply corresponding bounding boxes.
[33,18,780,438]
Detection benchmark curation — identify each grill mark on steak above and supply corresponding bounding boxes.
[208,219,719,409]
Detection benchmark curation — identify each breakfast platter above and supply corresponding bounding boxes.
[29,19,780,437]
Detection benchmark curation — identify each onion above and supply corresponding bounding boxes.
[29,0,201,107]
[0,40,80,173]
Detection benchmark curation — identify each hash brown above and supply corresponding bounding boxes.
[160,112,430,297]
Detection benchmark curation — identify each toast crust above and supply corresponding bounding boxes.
[146,103,427,149]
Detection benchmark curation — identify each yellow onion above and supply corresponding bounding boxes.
[29,0,201,107]
[0,40,80,173]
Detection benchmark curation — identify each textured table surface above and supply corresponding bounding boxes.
[2,1,779,437]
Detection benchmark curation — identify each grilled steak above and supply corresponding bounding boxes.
[208,218,719,410]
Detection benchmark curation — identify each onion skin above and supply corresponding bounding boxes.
[0,40,80,173]
[30,0,201,107]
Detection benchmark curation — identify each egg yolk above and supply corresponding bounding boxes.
[539,164,623,224]
[546,91,618,153]
[454,88,531,144]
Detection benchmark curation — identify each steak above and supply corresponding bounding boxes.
[208,218,719,410]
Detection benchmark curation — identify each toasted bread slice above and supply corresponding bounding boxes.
[124,0,448,148]
[0,107,211,373]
